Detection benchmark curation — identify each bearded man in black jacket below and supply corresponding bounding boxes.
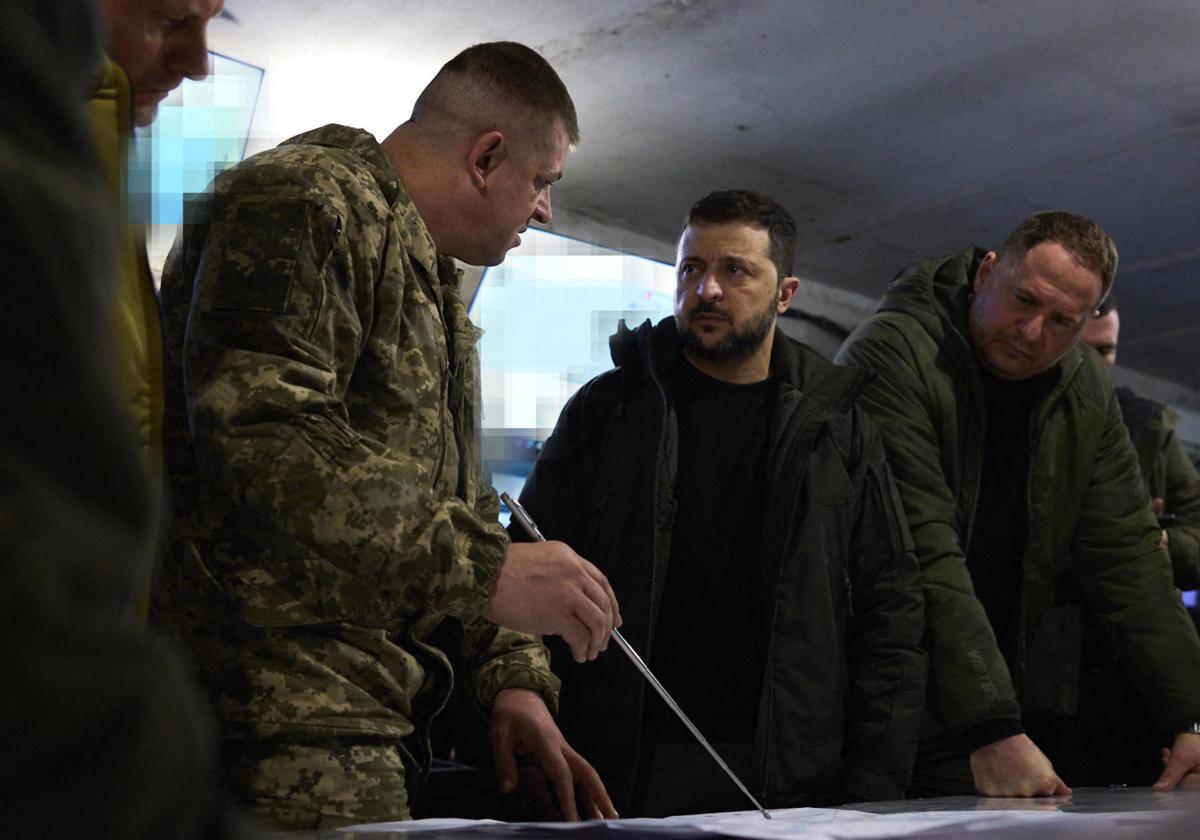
[512,190,927,817]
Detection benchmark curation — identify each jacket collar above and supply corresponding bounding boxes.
[876,244,1086,403]
[278,124,449,284]
[611,316,869,408]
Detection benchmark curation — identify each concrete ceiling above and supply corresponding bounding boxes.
[210,0,1199,389]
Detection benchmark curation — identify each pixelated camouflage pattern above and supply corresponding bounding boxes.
[153,125,558,797]
[225,738,411,828]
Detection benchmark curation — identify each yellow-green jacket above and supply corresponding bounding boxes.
[87,55,165,472]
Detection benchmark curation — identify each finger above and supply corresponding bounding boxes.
[1051,775,1072,796]
[1153,752,1189,790]
[571,597,611,661]
[1162,747,1173,766]
[540,749,578,821]
[566,749,618,820]
[1151,497,1165,514]
[559,620,590,664]
[1180,771,1200,791]
[490,718,518,794]
[580,559,621,632]
[575,571,614,643]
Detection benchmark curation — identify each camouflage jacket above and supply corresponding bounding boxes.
[154,124,557,766]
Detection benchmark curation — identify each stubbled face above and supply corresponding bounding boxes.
[968,242,1103,381]
[474,122,569,266]
[1081,308,1120,368]
[674,221,788,365]
[103,0,225,126]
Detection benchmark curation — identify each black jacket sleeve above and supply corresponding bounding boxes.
[839,409,928,802]
[0,3,246,836]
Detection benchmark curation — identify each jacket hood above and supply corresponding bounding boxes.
[610,316,870,409]
[876,245,986,358]
[874,245,1086,391]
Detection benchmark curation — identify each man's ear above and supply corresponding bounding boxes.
[974,251,999,293]
[777,275,800,313]
[467,131,507,190]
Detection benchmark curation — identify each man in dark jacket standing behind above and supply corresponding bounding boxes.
[837,211,1200,797]
[514,190,927,816]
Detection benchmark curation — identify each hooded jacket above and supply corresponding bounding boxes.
[87,55,164,624]
[87,55,164,472]
[1117,387,1200,588]
[836,247,1200,735]
[516,317,926,810]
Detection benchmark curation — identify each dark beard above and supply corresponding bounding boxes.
[678,299,776,363]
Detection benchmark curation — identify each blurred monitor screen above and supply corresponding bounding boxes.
[131,52,265,271]
[469,229,676,524]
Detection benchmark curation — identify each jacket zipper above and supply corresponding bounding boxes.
[628,362,671,803]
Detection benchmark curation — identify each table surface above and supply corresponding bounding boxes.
[257,787,1200,840]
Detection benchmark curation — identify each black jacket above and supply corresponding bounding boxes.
[514,318,927,810]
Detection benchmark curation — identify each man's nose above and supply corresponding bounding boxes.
[172,24,212,81]
[1019,314,1044,342]
[697,272,723,301]
[531,187,551,225]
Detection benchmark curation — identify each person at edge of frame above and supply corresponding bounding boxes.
[836,210,1200,797]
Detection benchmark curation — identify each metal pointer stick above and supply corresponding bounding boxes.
[500,492,772,820]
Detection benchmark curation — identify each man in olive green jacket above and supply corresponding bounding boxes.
[837,211,1200,797]
[1056,293,1200,785]
[1082,295,1200,587]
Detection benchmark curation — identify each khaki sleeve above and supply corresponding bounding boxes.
[179,163,507,626]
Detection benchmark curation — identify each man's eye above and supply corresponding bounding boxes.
[164,17,189,30]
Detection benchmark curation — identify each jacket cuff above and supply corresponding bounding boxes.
[454,522,511,625]
[474,663,561,716]
[959,717,1024,753]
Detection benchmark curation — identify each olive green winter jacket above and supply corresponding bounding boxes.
[836,246,1200,736]
[1117,387,1200,589]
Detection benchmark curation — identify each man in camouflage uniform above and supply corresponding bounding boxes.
[155,42,619,830]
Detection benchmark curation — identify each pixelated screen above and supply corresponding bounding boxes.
[468,229,676,522]
[130,52,264,272]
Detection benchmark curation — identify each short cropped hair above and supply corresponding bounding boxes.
[415,41,579,145]
[1000,210,1118,305]
[685,189,797,281]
